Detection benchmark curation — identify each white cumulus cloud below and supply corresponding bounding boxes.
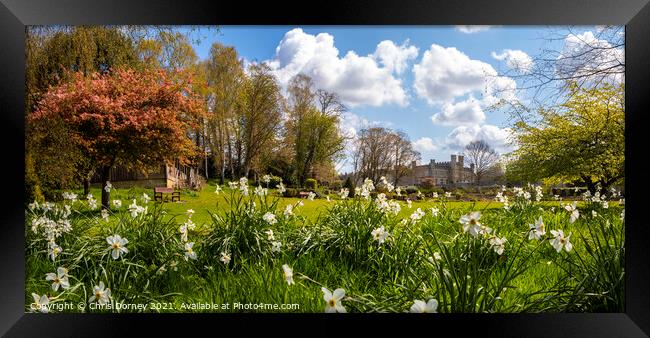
[445,124,516,155]
[557,30,624,84]
[413,44,517,106]
[491,49,533,73]
[430,98,485,125]
[266,28,410,107]
[412,137,439,153]
[455,26,493,34]
[372,40,419,74]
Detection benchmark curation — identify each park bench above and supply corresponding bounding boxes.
[298,191,311,199]
[153,187,181,202]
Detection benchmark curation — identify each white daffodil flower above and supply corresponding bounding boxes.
[282,264,294,285]
[101,209,109,222]
[265,229,275,241]
[220,251,231,265]
[277,182,286,194]
[179,224,189,242]
[459,211,482,237]
[45,267,70,292]
[409,299,438,313]
[550,230,573,253]
[31,293,49,313]
[214,185,222,194]
[89,281,111,305]
[262,174,271,184]
[142,193,151,203]
[184,242,197,261]
[104,181,112,193]
[307,192,316,201]
[528,216,546,240]
[489,236,507,255]
[322,287,347,313]
[106,234,129,260]
[371,226,390,244]
[112,199,122,208]
[48,242,62,261]
[284,204,294,218]
[271,241,282,252]
[263,212,277,225]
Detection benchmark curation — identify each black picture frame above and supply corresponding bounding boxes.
[1,0,649,336]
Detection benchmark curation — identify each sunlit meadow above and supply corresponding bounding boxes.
[25,177,624,313]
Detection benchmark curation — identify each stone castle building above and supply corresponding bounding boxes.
[397,154,476,187]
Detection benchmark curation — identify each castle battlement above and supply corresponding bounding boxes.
[403,155,476,187]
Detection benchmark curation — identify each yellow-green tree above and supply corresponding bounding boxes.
[506,83,624,192]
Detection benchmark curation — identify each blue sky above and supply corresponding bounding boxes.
[179,25,615,173]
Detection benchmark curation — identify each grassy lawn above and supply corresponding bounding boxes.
[80,180,607,227]
[26,182,624,313]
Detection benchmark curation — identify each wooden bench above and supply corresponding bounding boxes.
[153,187,180,202]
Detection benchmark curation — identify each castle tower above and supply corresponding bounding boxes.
[450,155,457,184]
[411,160,417,170]
[428,159,435,176]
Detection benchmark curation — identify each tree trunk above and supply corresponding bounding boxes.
[100,165,111,210]
[83,177,90,196]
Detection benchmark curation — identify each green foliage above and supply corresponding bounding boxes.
[283,188,298,198]
[405,186,419,194]
[305,178,318,190]
[507,83,624,192]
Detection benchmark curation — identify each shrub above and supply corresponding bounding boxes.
[405,186,419,194]
[330,181,343,191]
[305,178,318,190]
[283,188,298,198]
[269,175,283,188]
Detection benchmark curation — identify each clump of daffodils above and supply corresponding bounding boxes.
[239,177,249,196]
[488,235,507,255]
[254,185,268,197]
[371,226,390,244]
[87,193,98,210]
[359,178,375,200]
[128,199,146,218]
[263,212,278,225]
[376,193,400,215]
[277,182,286,194]
[408,208,426,225]
[339,188,349,199]
[261,174,271,184]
